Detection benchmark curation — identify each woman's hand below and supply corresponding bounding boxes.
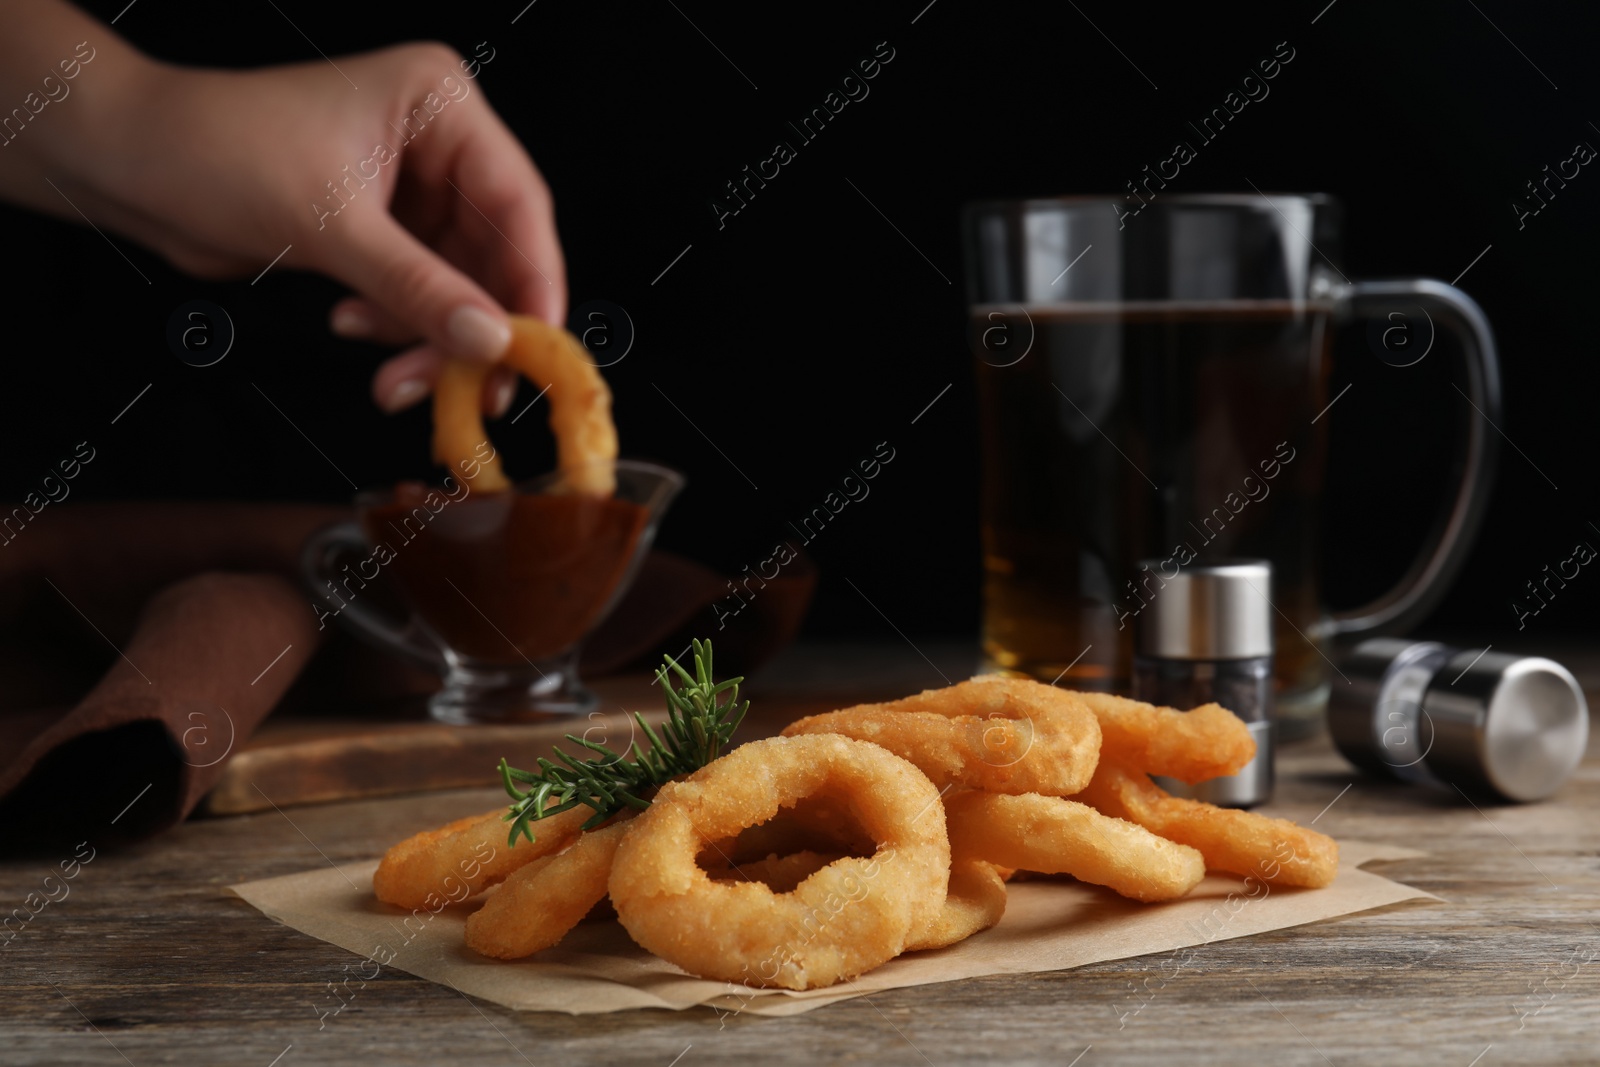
[5,15,562,414]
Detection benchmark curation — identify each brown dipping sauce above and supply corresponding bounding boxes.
[361,481,649,663]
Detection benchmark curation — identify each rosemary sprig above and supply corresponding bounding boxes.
[497,638,748,848]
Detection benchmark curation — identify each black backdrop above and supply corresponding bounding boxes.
[6,0,1597,642]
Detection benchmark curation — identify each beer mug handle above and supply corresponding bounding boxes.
[300,520,447,669]
[1326,279,1502,638]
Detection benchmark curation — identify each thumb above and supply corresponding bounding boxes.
[327,213,511,364]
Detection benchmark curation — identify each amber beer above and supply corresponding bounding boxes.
[973,301,1333,730]
[968,194,1504,739]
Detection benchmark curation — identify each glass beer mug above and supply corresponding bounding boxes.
[963,194,1499,738]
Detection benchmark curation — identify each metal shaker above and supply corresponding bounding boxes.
[1329,637,1588,802]
[1133,559,1274,807]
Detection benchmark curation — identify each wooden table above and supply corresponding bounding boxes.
[5,641,1598,1066]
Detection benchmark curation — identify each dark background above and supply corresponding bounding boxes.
[7,0,1598,644]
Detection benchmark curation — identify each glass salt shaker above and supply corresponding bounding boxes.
[1132,559,1275,808]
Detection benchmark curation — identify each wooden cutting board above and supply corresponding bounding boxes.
[199,674,851,815]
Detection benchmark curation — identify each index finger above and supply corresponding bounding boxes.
[446,107,568,325]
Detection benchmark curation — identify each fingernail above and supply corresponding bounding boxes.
[446,305,511,362]
[490,374,517,417]
[331,305,374,338]
[381,378,429,414]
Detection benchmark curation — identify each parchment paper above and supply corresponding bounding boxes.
[229,839,1435,1016]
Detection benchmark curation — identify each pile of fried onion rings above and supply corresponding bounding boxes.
[374,676,1338,990]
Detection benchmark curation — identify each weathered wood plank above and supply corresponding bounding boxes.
[4,645,1597,1066]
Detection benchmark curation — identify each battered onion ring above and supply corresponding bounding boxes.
[903,858,1007,952]
[609,734,950,990]
[373,802,590,909]
[432,315,618,496]
[464,817,634,959]
[945,791,1206,903]
[1070,691,1255,783]
[710,848,999,950]
[707,851,845,894]
[702,792,879,866]
[1076,759,1339,888]
[782,677,1101,796]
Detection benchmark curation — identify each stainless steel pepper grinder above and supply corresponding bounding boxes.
[1329,637,1588,802]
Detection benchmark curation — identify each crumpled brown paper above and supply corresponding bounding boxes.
[229,840,1434,1016]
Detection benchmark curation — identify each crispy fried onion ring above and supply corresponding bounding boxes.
[609,734,950,990]
[946,791,1206,903]
[464,816,634,959]
[373,802,590,910]
[432,315,618,496]
[708,848,1000,948]
[1070,691,1255,783]
[903,857,1008,952]
[782,676,1102,796]
[708,851,845,893]
[705,793,880,864]
[1077,759,1339,888]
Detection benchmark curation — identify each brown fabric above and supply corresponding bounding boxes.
[0,503,815,852]
[0,573,319,848]
[0,502,345,712]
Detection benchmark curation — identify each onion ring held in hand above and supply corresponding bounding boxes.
[1076,759,1339,888]
[373,803,590,910]
[945,791,1207,903]
[432,315,618,496]
[608,734,950,990]
[1070,691,1255,784]
[782,676,1102,796]
[464,816,634,959]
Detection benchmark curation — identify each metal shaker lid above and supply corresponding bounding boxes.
[1330,638,1590,802]
[1426,650,1588,803]
[1135,559,1273,660]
